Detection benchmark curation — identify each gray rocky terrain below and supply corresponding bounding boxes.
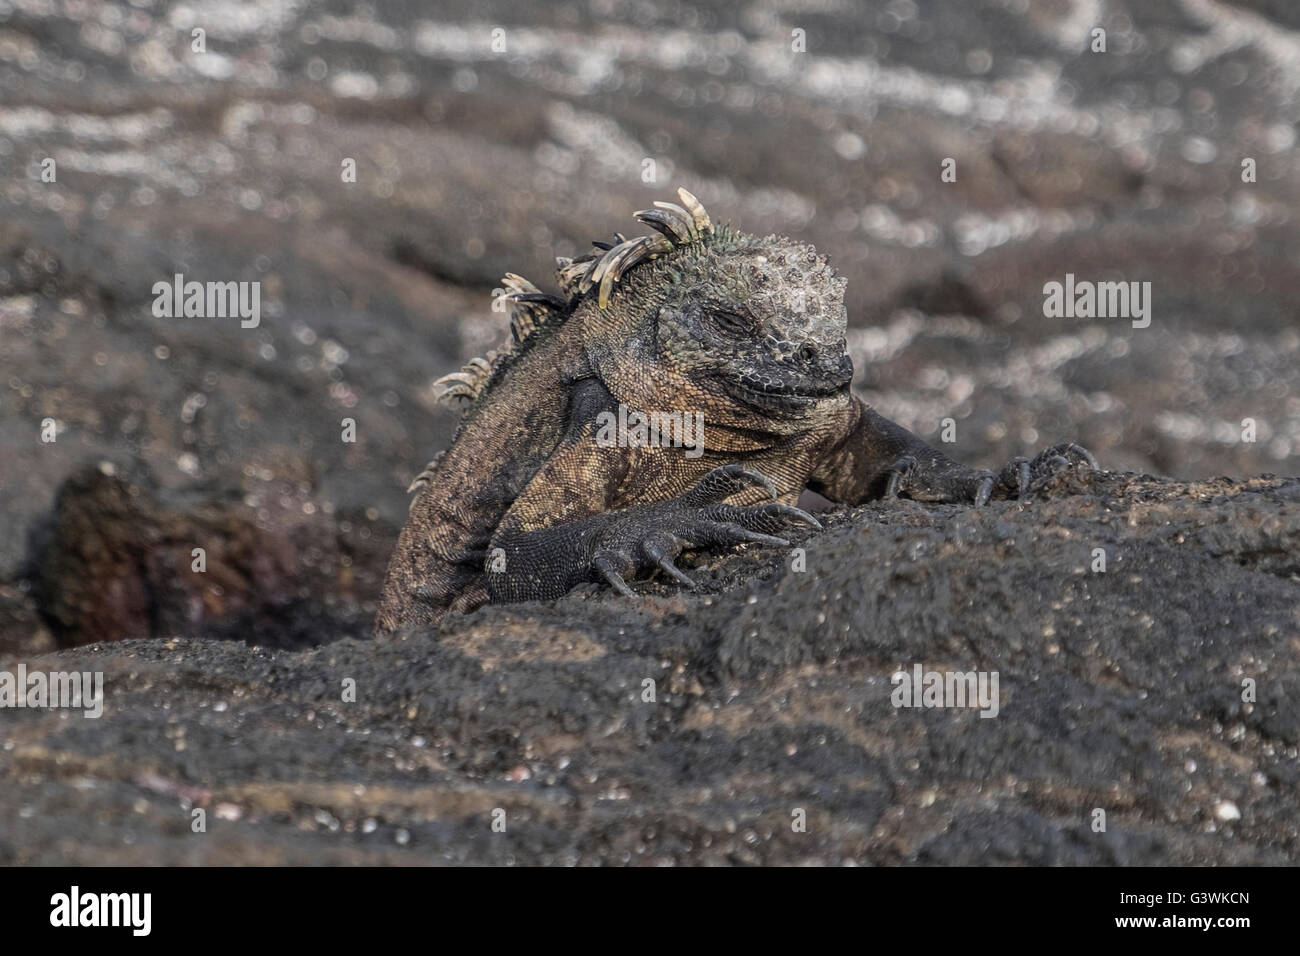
[0,0,1296,864]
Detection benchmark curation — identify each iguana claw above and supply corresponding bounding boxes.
[589,464,818,598]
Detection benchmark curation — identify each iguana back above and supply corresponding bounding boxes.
[374,277,583,633]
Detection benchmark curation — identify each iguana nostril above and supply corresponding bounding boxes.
[799,344,816,362]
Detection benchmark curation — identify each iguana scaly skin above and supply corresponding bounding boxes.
[375,188,1095,635]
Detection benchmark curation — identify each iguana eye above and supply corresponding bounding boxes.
[711,309,749,336]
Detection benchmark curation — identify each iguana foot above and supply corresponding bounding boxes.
[884,442,1097,506]
[591,464,821,596]
[991,442,1098,499]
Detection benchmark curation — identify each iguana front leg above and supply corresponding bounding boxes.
[489,457,819,603]
[810,398,1096,506]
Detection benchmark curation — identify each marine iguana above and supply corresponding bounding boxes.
[375,188,1095,635]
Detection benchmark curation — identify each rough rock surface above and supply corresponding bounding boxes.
[3,0,1300,653]
[1,0,1298,863]
[3,471,1298,865]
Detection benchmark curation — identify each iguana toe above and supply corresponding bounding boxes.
[884,454,994,505]
[588,465,815,598]
[995,442,1098,498]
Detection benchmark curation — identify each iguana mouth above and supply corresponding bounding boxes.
[721,376,849,411]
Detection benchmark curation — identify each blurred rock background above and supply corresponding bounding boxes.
[1,0,1297,652]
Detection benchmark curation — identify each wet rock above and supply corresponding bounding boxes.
[26,459,379,649]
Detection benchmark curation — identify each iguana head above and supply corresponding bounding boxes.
[575,188,854,437]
